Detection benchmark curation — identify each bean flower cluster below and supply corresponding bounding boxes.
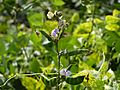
[47,11,72,78]
[47,11,67,40]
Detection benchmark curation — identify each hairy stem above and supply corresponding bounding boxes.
[55,42,60,90]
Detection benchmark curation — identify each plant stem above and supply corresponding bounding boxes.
[0,74,17,88]
[55,42,60,90]
[23,47,29,61]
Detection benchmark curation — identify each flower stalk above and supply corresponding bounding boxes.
[55,42,60,90]
[48,11,68,90]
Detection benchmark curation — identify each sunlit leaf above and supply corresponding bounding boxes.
[30,31,41,45]
[105,24,119,31]
[105,15,120,24]
[52,0,65,6]
[71,13,79,23]
[41,64,54,73]
[113,9,120,17]
[28,12,44,27]
[21,77,45,90]
[73,22,92,36]
[43,20,58,32]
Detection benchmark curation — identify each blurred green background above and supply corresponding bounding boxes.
[0,0,120,90]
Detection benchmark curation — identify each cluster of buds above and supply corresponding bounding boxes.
[47,11,68,40]
[47,11,62,20]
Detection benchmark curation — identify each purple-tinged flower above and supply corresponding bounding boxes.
[60,69,72,76]
[51,28,59,37]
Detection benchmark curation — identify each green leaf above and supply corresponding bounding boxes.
[43,20,58,32]
[41,64,54,73]
[86,53,100,67]
[113,9,120,17]
[70,65,79,73]
[28,12,44,27]
[9,64,15,74]
[105,15,120,24]
[30,32,40,45]
[8,42,20,54]
[66,76,85,85]
[0,66,5,73]
[73,22,92,36]
[52,0,65,6]
[115,40,120,53]
[21,77,45,90]
[29,59,41,73]
[17,32,29,47]
[60,57,69,68]
[40,30,53,41]
[94,18,103,24]
[0,23,8,34]
[0,39,5,55]
[58,36,79,50]
[71,13,79,23]
[105,24,119,31]
[103,31,119,46]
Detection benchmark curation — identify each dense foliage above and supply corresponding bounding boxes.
[0,0,120,90]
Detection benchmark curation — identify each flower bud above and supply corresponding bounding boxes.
[47,11,54,19]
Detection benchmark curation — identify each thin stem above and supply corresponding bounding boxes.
[0,74,17,88]
[22,47,29,61]
[0,73,58,88]
[20,73,42,76]
[55,42,60,90]
[98,52,105,72]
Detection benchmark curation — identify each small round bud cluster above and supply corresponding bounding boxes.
[47,11,68,40]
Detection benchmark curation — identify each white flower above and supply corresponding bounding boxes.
[47,11,54,19]
[60,69,72,76]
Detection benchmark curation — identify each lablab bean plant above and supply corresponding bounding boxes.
[40,11,85,90]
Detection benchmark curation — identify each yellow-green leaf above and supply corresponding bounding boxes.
[113,9,120,17]
[52,0,65,6]
[21,77,45,90]
[73,22,92,36]
[105,24,119,31]
[105,15,120,24]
